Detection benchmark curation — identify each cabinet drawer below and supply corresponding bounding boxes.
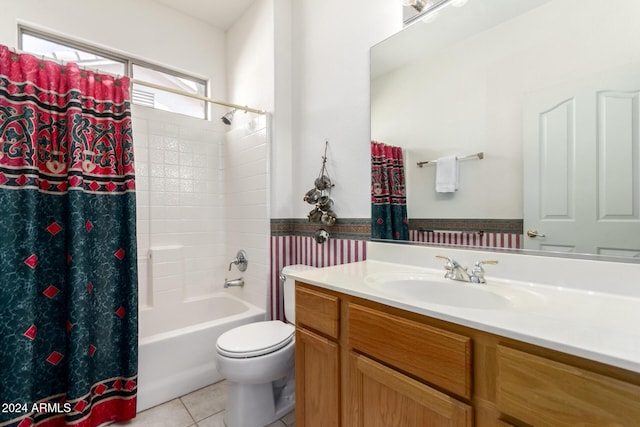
[497,345,640,426]
[295,284,340,339]
[348,303,472,399]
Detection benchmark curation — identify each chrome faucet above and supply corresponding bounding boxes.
[436,255,470,282]
[469,259,498,284]
[436,256,498,284]
[224,277,244,288]
[228,250,248,272]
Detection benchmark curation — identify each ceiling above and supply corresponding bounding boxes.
[151,0,257,30]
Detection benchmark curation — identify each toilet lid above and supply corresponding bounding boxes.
[216,320,295,358]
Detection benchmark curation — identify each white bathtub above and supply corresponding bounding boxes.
[137,293,266,411]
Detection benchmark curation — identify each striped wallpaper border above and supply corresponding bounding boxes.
[269,235,366,320]
[409,230,522,249]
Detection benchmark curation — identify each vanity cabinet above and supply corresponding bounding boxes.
[294,281,640,427]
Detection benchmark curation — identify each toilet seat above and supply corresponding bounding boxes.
[217,321,295,358]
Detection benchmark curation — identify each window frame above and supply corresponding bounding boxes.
[18,26,210,120]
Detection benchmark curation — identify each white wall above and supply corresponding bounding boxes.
[226,0,274,112]
[271,0,294,219]
[226,0,295,220]
[286,0,401,219]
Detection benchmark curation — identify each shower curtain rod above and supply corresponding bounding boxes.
[129,79,265,115]
[6,46,266,115]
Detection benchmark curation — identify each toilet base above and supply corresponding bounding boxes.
[224,374,295,427]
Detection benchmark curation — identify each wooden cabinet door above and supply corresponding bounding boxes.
[497,345,640,426]
[350,352,473,427]
[295,327,340,427]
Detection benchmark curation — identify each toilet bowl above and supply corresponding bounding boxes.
[215,264,314,427]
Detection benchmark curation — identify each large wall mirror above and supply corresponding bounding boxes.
[371,0,640,261]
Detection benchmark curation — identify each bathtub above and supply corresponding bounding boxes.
[137,293,266,411]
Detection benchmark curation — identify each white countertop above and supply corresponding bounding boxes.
[287,242,640,374]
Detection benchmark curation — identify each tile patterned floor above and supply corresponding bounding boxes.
[115,380,295,427]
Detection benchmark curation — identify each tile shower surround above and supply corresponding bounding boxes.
[133,107,226,309]
[134,107,269,313]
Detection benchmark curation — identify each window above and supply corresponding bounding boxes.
[19,28,208,119]
[131,65,206,119]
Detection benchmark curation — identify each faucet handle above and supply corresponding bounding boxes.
[475,260,498,266]
[436,255,463,280]
[470,260,498,283]
[228,250,248,272]
[436,255,454,269]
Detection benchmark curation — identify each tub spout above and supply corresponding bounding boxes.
[224,277,244,288]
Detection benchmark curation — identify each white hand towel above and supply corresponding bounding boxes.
[435,155,458,193]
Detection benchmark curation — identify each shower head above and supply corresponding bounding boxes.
[221,109,236,125]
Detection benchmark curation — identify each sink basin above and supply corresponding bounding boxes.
[364,272,540,310]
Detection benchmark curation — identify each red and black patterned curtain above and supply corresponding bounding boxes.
[371,141,409,240]
[0,45,137,427]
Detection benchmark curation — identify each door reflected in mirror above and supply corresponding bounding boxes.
[370,0,640,260]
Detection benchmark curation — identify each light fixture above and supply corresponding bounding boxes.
[403,0,428,13]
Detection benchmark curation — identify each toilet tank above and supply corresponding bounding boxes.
[281,264,316,324]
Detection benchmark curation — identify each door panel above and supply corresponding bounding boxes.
[524,64,640,256]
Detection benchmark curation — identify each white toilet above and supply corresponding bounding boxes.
[215,264,314,427]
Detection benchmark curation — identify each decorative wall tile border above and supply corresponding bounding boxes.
[408,218,523,234]
[270,218,371,240]
[408,218,523,250]
[270,217,523,239]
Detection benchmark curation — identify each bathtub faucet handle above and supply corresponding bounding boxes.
[228,250,248,272]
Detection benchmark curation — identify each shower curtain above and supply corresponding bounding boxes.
[0,46,137,427]
[371,141,409,240]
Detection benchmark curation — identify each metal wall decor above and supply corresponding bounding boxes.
[304,140,337,243]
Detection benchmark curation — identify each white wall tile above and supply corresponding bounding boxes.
[224,116,270,312]
[132,102,268,326]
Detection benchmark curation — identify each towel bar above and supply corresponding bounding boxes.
[417,152,484,167]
